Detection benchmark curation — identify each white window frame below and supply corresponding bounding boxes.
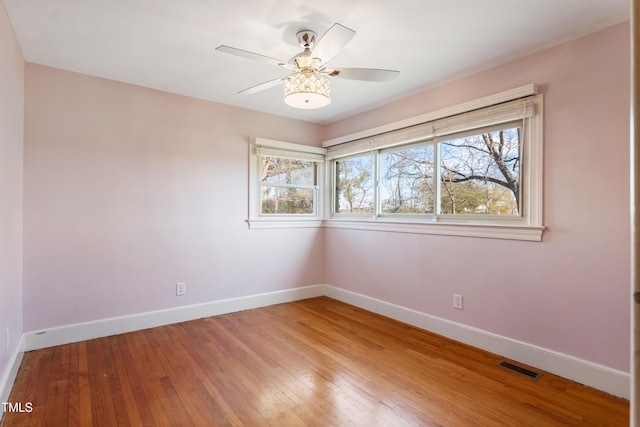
[323,85,545,241]
[248,137,326,229]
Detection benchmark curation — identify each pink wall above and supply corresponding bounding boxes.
[322,23,631,372]
[23,65,324,331]
[0,1,24,387]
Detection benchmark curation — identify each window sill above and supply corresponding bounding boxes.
[324,218,545,241]
[247,217,544,240]
[246,219,324,229]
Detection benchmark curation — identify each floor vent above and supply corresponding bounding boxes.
[498,361,542,380]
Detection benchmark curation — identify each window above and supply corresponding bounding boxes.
[438,122,521,216]
[325,90,544,241]
[335,153,374,214]
[380,143,435,214]
[332,122,523,219]
[260,157,317,214]
[248,138,325,228]
[249,87,543,239]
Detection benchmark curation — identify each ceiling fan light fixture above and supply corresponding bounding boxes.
[283,70,331,109]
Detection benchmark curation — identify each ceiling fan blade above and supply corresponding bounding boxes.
[238,77,285,95]
[327,68,400,82]
[312,23,356,65]
[216,45,287,68]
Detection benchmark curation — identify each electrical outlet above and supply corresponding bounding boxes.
[5,326,9,350]
[453,294,463,310]
[176,282,186,296]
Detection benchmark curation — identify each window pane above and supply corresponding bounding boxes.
[439,126,520,215]
[260,157,316,186]
[335,154,374,214]
[380,144,434,214]
[261,186,314,214]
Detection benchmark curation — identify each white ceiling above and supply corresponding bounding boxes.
[4,0,630,124]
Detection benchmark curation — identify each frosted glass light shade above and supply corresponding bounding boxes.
[283,70,331,109]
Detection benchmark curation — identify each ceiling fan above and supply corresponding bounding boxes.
[215,23,400,109]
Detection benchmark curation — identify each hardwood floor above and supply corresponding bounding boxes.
[1,297,629,426]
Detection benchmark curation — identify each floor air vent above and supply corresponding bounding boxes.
[498,361,542,380]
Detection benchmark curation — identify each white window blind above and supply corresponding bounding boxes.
[254,138,325,162]
[326,97,536,160]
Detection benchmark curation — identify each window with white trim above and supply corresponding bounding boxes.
[326,94,544,241]
[248,138,325,228]
[437,121,522,216]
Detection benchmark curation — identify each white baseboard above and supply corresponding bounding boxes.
[23,285,326,352]
[0,334,25,406]
[17,283,629,400]
[324,285,630,399]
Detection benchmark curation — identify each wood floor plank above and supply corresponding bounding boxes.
[1,297,629,426]
[65,343,80,427]
[86,338,119,426]
[107,336,145,426]
[77,341,93,427]
[42,344,69,427]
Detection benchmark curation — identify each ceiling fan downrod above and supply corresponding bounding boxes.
[296,30,317,49]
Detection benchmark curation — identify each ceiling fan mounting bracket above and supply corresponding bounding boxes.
[296,30,317,49]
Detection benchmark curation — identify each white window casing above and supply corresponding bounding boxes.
[248,85,544,241]
[323,85,544,241]
[248,138,326,229]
